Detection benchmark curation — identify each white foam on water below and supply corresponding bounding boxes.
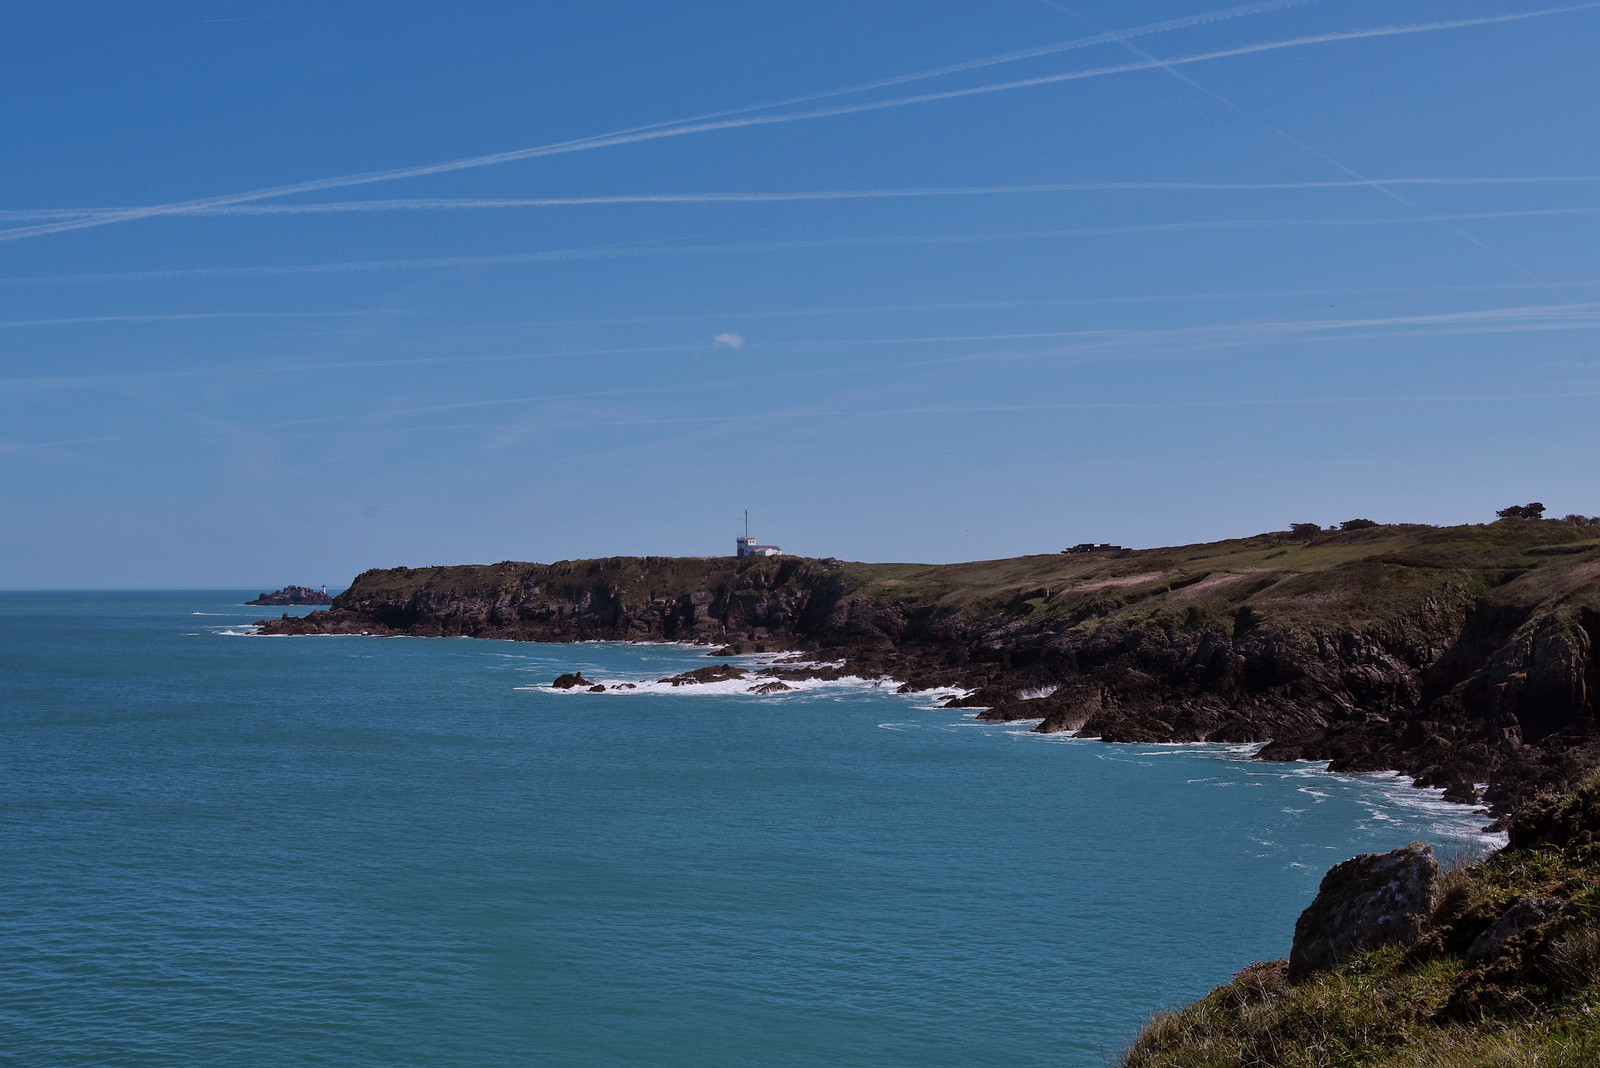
[541,671,890,699]
[1017,684,1059,700]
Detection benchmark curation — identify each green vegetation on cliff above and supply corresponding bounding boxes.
[1125,773,1600,1068]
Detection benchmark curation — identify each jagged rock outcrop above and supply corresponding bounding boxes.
[1288,842,1440,980]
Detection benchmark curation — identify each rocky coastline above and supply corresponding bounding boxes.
[257,521,1600,816]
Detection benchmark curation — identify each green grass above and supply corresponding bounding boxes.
[1124,773,1600,1068]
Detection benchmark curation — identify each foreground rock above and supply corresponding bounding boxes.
[246,585,331,606]
[1126,774,1600,1066]
[1288,842,1439,980]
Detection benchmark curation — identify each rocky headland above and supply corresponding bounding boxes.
[247,585,332,606]
[257,520,1600,815]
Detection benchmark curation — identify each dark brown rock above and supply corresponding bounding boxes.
[1466,896,1564,963]
[246,585,332,606]
[1289,842,1439,980]
[661,663,747,686]
[552,673,592,689]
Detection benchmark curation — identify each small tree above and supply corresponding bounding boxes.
[1339,518,1378,531]
[1497,502,1547,521]
[1290,522,1321,539]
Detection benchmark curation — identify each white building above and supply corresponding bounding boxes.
[736,536,782,558]
[735,511,782,557]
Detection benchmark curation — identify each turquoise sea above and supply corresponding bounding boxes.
[2,591,1500,1067]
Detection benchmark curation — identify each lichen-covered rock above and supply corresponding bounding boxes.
[1466,896,1564,963]
[1289,842,1439,980]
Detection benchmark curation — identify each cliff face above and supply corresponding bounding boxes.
[259,523,1600,812]
[297,555,853,644]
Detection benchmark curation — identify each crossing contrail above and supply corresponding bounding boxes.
[14,175,1600,222]
[6,206,1600,286]
[1,2,1595,243]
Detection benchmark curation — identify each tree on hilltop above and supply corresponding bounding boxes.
[1496,502,1547,520]
[1339,518,1378,531]
[1290,523,1321,539]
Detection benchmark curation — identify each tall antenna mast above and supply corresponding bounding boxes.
[745,509,749,538]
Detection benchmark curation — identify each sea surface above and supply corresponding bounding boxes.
[1,591,1502,1067]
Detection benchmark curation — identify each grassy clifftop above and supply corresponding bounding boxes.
[1125,773,1600,1068]
[333,519,1600,639]
[838,521,1600,637]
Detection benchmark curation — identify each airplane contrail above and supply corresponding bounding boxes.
[6,206,1600,286]
[14,176,1600,222]
[0,311,380,328]
[1,2,1595,243]
[0,1,1315,241]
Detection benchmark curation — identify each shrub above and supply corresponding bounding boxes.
[1290,523,1322,538]
[1340,519,1379,531]
[1497,503,1547,521]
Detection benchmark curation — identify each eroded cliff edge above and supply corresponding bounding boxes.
[258,521,1600,813]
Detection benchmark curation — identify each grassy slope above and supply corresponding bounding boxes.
[338,523,1600,638]
[839,522,1600,640]
[1124,774,1600,1068]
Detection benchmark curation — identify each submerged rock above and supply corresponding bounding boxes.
[1289,841,1439,980]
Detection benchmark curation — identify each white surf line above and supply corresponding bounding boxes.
[8,206,1600,288]
[2,2,1594,244]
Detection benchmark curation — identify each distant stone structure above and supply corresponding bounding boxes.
[735,510,782,557]
[1063,542,1124,555]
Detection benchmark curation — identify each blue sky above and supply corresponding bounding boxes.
[4,1,1599,587]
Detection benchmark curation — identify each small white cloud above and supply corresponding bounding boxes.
[714,332,745,349]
